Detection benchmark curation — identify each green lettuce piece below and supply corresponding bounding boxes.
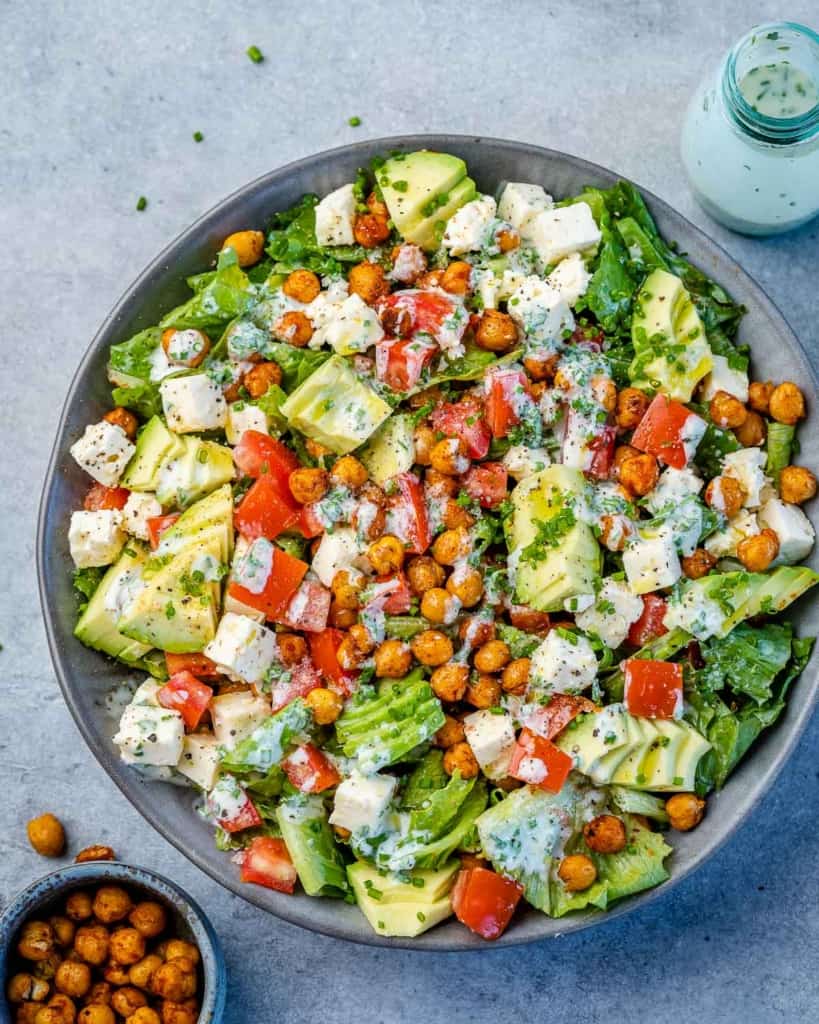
[581,224,637,333]
[219,699,311,774]
[252,384,289,434]
[496,623,542,659]
[408,772,475,836]
[111,381,162,419]
[692,411,742,479]
[108,327,163,384]
[615,216,668,272]
[264,342,330,393]
[72,566,105,612]
[700,622,793,705]
[401,750,448,809]
[384,616,427,641]
[609,786,670,824]
[766,421,795,485]
[160,250,256,331]
[419,343,521,392]
[276,795,350,898]
[266,194,367,275]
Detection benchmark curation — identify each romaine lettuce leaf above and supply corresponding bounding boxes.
[265,194,367,276]
[219,699,311,774]
[699,622,793,705]
[160,249,256,331]
[580,224,637,333]
[108,327,163,384]
[264,342,330,392]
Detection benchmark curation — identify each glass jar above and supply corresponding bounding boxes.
[681,21,819,235]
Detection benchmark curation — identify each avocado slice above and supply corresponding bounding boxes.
[360,414,415,485]
[377,151,470,249]
[611,716,658,786]
[155,484,234,565]
[348,859,458,937]
[629,268,713,402]
[276,798,350,898]
[154,436,234,509]
[557,704,630,775]
[509,466,601,612]
[121,416,183,491]
[404,176,478,251]
[640,719,687,791]
[74,543,154,664]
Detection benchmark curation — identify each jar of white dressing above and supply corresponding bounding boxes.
[681,22,819,235]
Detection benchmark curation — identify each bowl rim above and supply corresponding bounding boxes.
[36,133,819,950]
[0,861,226,1022]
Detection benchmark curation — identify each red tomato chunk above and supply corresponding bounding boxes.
[241,837,297,893]
[452,866,523,940]
[508,728,574,792]
[627,594,669,647]
[630,394,703,470]
[623,658,683,719]
[157,671,213,730]
[281,743,341,793]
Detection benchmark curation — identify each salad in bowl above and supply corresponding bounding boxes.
[65,149,818,941]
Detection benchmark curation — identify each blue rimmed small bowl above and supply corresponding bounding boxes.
[0,862,226,1023]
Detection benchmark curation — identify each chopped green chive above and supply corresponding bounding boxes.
[193,131,204,143]
[416,911,426,922]
[136,196,147,212]
[347,115,362,127]
[247,45,264,64]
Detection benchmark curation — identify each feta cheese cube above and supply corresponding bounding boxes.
[311,527,361,587]
[529,630,598,695]
[700,354,750,403]
[314,293,384,355]
[645,467,703,515]
[70,420,135,487]
[624,529,682,594]
[547,253,592,307]
[722,447,769,508]
[507,276,574,348]
[314,184,357,246]
[442,195,497,255]
[210,690,271,749]
[68,510,126,568]
[329,771,397,833]
[463,710,516,779]
[575,579,644,649]
[502,444,551,481]
[121,492,162,541]
[231,537,274,594]
[758,497,815,565]
[176,734,222,790]
[131,678,162,706]
[704,509,759,559]
[679,411,708,464]
[226,403,268,445]
[497,182,554,238]
[224,536,266,621]
[528,202,602,266]
[203,612,277,685]
[160,374,227,433]
[471,267,499,309]
[114,704,184,766]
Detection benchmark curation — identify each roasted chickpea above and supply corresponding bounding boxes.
[430,663,469,703]
[304,438,332,461]
[557,854,597,892]
[366,191,389,218]
[769,381,806,425]
[373,639,413,678]
[275,634,308,667]
[305,687,343,725]
[128,954,164,992]
[15,1004,42,1024]
[351,499,386,542]
[666,792,706,831]
[282,268,321,303]
[390,243,427,285]
[27,814,66,858]
[431,526,471,566]
[18,923,55,962]
[440,260,472,296]
[465,674,502,709]
[243,361,282,398]
[84,981,113,1006]
[102,964,129,987]
[8,974,50,1003]
[681,548,717,580]
[508,606,550,633]
[222,229,265,267]
[328,572,361,614]
[583,814,627,854]
[446,567,483,607]
[420,587,460,625]
[288,467,329,504]
[328,602,357,629]
[73,926,108,967]
[348,261,389,305]
[354,213,390,248]
[443,741,480,779]
[413,425,435,465]
[92,887,132,925]
[474,309,519,353]
[108,928,146,967]
[733,409,766,448]
[501,657,531,694]
[54,963,91,1000]
[274,310,313,347]
[410,629,453,667]
[618,452,659,497]
[429,437,470,476]
[737,528,780,572]
[613,444,640,477]
[709,389,748,429]
[78,1007,115,1024]
[110,989,147,1019]
[164,958,195,997]
[616,387,650,430]
[496,227,520,252]
[74,847,115,866]
[125,1009,161,1024]
[103,408,138,441]
[330,455,368,490]
[406,556,445,595]
[591,375,617,413]
[149,962,190,1003]
[599,514,632,552]
[441,498,475,531]
[40,994,76,1024]
[473,640,511,674]
[705,475,747,519]
[434,714,466,748]
[379,303,414,337]
[336,635,364,671]
[49,917,75,948]
[748,380,774,414]
[780,465,817,504]
[65,894,93,923]
[523,353,558,382]
[367,534,405,574]
[424,467,459,498]
[416,269,445,290]
[458,615,496,647]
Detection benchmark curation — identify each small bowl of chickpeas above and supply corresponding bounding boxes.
[0,863,226,1024]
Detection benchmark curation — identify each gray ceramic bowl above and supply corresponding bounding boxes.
[0,862,226,1022]
[37,135,819,949]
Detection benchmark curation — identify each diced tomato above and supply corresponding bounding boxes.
[631,394,704,470]
[451,866,523,941]
[628,594,669,647]
[240,837,297,894]
[235,474,302,540]
[507,729,574,793]
[281,743,341,794]
[462,462,508,508]
[308,628,355,687]
[375,336,438,392]
[281,579,332,633]
[525,694,598,740]
[157,671,213,730]
[431,396,491,460]
[623,658,683,719]
[84,483,130,511]
[365,573,412,615]
[147,513,180,549]
[298,503,325,539]
[165,651,222,680]
[387,472,431,554]
[379,289,466,344]
[587,424,617,480]
[507,606,551,634]
[233,430,301,482]
[485,368,530,439]
[270,657,322,713]
[227,541,309,622]
[215,790,262,834]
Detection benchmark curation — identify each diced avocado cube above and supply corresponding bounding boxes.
[360,414,415,485]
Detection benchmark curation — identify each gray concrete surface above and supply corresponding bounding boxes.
[2,1,818,1021]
